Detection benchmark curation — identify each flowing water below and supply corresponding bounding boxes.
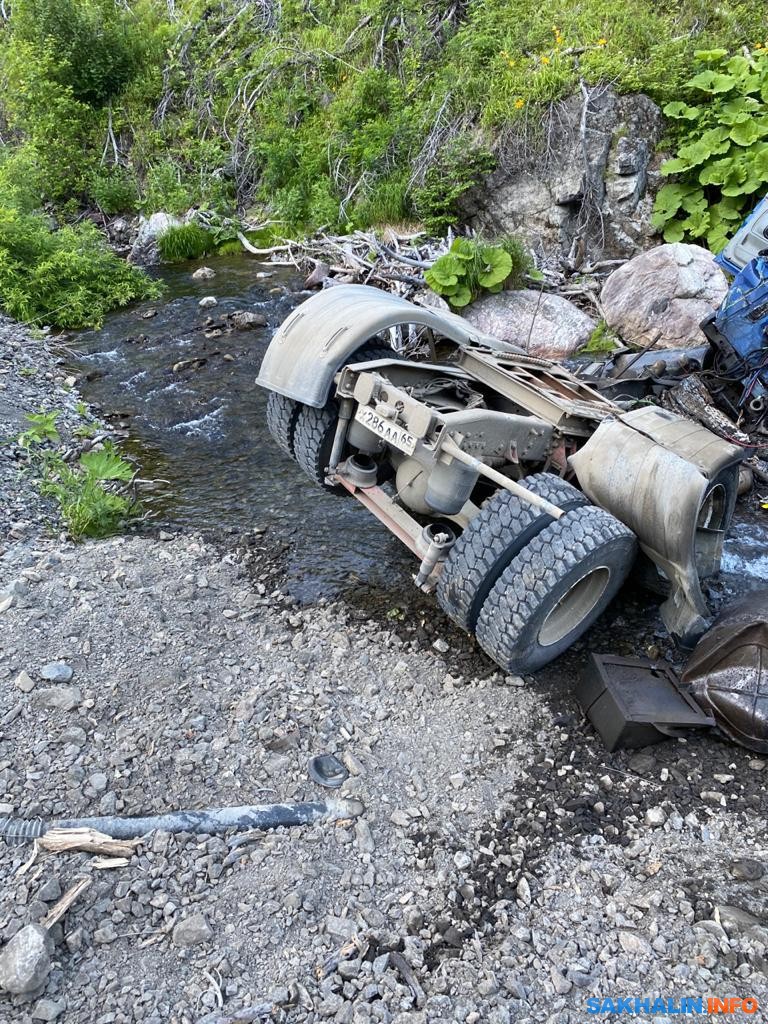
[70,254,768,607]
[71,256,412,602]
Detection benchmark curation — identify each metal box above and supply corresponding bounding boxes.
[576,654,715,752]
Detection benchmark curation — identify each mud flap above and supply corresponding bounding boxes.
[569,406,743,645]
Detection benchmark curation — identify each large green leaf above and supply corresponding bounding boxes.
[699,158,737,186]
[477,247,513,288]
[653,183,689,220]
[663,221,685,243]
[79,448,133,481]
[449,285,473,308]
[731,120,760,146]
[687,71,736,94]
[693,49,728,63]
[663,101,701,120]
[425,254,465,291]
[450,237,476,261]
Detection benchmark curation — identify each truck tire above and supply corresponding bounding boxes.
[266,392,300,458]
[436,474,588,631]
[293,343,400,492]
[475,505,637,674]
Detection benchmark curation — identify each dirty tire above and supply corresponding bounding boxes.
[475,505,637,674]
[293,342,399,492]
[436,474,588,632]
[266,391,300,458]
[293,400,344,492]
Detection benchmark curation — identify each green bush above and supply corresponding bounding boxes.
[425,236,532,307]
[0,207,161,328]
[89,167,139,214]
[652,47,768,251]
[157,222,214,262]
[9,0,147,108]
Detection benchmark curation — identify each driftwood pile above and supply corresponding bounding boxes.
[234,225,628,323]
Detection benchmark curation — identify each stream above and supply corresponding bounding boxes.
[70,254,768,608]
[71,256,412,603]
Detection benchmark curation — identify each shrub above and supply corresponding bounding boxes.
[89,167,139,214]
[39,441,138,538]
[651,47,768,251]
[0,208,162,328]
[425,236,532,307]
[157,222,214,262]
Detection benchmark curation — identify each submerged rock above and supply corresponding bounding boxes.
[229,310,267,330]
[192,266,216,281]
[601,243,728,349]
[463,288,596,359]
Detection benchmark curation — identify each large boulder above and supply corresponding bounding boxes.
[463,289,596,360]
[128,212,183,266]
[600,243,728,349]
[460,88,665,263]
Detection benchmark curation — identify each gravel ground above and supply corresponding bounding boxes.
[1,328,768,1023]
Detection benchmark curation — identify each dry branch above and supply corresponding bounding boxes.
[38,828,140,859]
[42,877,92,928]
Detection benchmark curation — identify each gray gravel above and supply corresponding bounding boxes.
[0,529,767,1023]
[1,326,767,1022]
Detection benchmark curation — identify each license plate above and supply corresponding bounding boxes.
[354,406,417,455]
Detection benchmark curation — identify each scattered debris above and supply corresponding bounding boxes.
[576,654,715,751]
[683,591,768,752]
[41,877,92,928]
[308,754,349,789]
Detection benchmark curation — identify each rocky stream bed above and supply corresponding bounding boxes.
[1,262,768,1023]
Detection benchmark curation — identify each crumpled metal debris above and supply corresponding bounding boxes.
[682,591,768,752]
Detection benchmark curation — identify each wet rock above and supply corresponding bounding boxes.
[129,212,183,266]
[230,310,267,330]
[463,289,595,359]
[601,243,728,349]
[39,662,73,683]
[199,296,218,309]
[192,266,216,281]
[305,262,330,288]
[0,923,53,994]
[172,913,213,948]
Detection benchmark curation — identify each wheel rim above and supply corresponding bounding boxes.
[537,566,611,647]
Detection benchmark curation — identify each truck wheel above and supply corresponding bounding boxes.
[475,506,637,674]
[436,474,588,631]
[293,343,399,492]
[266,392,300,458]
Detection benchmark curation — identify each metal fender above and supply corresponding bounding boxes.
[256,284,520,407]
[569,406,743,644]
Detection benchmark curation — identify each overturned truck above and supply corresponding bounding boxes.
[258,285,743,674]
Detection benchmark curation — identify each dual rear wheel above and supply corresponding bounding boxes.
[437,479,637,674]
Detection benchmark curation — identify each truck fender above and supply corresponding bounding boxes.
[569,406,743,644]
[256,284,520,407]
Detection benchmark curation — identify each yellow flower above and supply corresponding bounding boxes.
[596,37,607,46]
[540,54,551,64]
[507,58,516,67]
[514,98,525,109]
